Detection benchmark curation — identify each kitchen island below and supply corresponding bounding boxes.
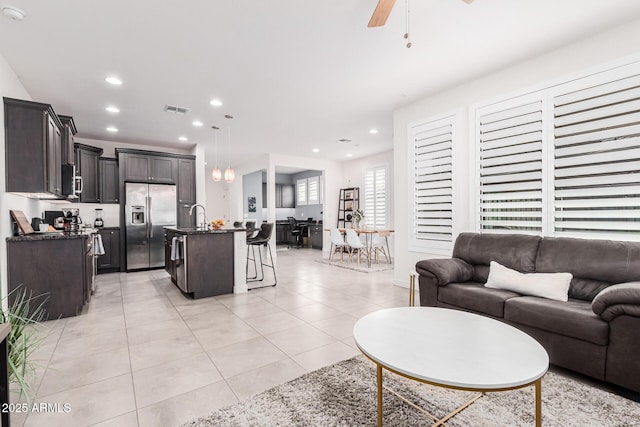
[164,226,248,299]
[6,230,96,318]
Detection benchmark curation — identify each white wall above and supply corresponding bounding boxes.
[0,52,45,306]
[392,18,640,288]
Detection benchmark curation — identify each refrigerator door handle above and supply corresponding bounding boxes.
[149,196,153,238]
[146,196,152,239]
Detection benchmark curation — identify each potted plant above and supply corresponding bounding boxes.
[353,209,365,229]
[0,286,48,403]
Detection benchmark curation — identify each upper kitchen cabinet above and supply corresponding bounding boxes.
[75,143,103,203]
[4,97,64,198]
[177,158,196,204]
[118,149,177,183]
[99,157,119,204]
[280,184,295,208]
[58,115,77,165]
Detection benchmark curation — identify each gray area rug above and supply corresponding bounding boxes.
[315,258,394,273]
[182,356,640,426]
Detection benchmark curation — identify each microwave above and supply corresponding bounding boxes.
[61,164,83,199]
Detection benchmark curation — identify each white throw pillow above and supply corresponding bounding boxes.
[485,261,572,302]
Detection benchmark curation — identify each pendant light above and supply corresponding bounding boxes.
[211,126,222,181]
[224,115,235,183]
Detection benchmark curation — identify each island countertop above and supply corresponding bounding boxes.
[164,226,247,235]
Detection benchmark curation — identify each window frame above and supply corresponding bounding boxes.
[363,163,389,229]
[408,111,460,254]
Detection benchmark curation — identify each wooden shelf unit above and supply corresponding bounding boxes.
[337,187,359,228]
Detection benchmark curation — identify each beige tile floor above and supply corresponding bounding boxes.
[12,247,407,427]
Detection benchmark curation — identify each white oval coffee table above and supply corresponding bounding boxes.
[353,307,549,426]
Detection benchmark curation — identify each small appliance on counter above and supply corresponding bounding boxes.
[62,208,82,232]
[94,209,104,228]
[44,210,65,230]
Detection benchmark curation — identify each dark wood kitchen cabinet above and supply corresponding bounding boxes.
[119,151,177,183]
[310,224,323,249]
[7,236,92,319]
[177,158,196,227]
[97,227,120,273]
[58,115,77,165]
[47,116,63,196]
[164,228,177,282]
[99,157,119,203]
[4,97,64,197]
[75,143,103,203]
[178,158,196,204]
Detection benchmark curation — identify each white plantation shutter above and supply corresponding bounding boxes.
[364,166,387,228]
[296,178,307,206]
[476,94,545,234]
[409,114,457,252]
[308,176,319,204]
[553,72,640,241]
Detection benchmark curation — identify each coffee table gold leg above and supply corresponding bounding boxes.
[409,274,416,307]
[377,364,383,426]
[535,379,542,427]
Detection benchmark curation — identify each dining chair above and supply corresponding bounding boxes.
[329,228,348,262]
[371,231,391,263]
[345,229,367,267]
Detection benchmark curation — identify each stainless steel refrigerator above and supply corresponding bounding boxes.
[125,183,177,270]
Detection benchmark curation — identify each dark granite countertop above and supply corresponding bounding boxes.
[7,231,90,242]
[164,226,246,235]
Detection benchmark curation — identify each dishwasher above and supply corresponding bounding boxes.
[175,235,188,292]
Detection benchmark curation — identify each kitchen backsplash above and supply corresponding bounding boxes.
[43,202,120,228]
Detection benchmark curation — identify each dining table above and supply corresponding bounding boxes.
[327,228,394,268]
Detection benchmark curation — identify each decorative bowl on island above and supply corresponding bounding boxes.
[211,219,225,230]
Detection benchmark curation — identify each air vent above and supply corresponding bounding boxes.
[163,105,189,115]
[338,138,352,143]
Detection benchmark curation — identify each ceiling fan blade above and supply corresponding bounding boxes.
[368,0,396,27]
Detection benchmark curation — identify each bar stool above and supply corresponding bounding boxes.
[246,223,277,288]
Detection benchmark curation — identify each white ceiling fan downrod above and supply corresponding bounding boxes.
[404,0,412,48]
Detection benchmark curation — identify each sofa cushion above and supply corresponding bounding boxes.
[438,282,520,318]
[485,261,572,302]
[504,296,609,346]
[452,233,542,274]
[536,237,640,301]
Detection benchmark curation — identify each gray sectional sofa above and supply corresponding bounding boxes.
[416,232,640,393]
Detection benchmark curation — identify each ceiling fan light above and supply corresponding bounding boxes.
[212,167,222,182]
[224,167,235,183]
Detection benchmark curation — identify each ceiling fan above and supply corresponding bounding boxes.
[368,0,474,27]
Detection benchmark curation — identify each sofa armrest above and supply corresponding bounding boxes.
[415,258,474,286]
[592,282,640,321]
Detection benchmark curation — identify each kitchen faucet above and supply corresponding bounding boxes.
[189,204,209,229]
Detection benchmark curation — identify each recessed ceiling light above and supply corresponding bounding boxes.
[105,106,120,113]
[179,136,188,142]
[192,120,203,127]
[369,129,379,134]
[105,76,122,85]
[2,6,26,20]
[346,153,353,158]
[209,99,223,107]
[312,148,319,153]
[106,126,118,133]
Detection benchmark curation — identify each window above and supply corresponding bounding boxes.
[308,176,320,205]
[409,113,458,253]
[296,176,321,206]
[475,93,545,234]
[296,178,307,206]
[552,72,640,241]
[363,165,387,228]
[473,60,640,241]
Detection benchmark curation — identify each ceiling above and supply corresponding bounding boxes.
[1,1,640,168]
